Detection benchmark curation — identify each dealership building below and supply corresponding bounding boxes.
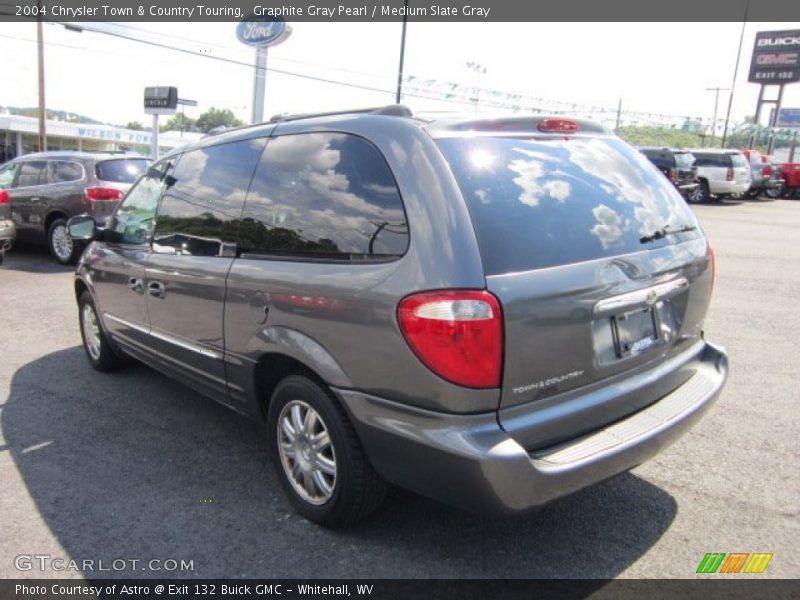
[0,114,202,162]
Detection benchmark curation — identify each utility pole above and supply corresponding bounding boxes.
[615,98,622,131]
[36,0,47,152]
[706,87,729,147]
[721,4,749,148]
[395,0,409,104]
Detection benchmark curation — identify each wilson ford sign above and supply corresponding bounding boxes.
[236,17,292,47]
[749,30,800,84]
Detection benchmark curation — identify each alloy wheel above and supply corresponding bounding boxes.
[277,400,337,505]
[51,224,73,262]
[81,303,102,361]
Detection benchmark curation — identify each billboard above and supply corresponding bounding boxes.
[768,108,800,128]
[749,30,800,84]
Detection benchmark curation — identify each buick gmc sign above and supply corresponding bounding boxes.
[749,30,800,84]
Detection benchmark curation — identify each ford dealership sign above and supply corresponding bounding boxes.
[236,18,292,48]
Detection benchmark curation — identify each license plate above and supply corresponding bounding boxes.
[612,307,658,357]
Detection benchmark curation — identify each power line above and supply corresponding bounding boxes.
[0,31,487,114]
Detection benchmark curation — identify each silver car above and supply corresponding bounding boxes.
[68,108,728,526]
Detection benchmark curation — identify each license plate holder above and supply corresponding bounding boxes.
[612,307,658,357]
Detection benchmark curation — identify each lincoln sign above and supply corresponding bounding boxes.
[749,30,800,84]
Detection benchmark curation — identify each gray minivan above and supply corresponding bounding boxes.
[68,107,728,526]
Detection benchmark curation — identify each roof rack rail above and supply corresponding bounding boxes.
[269,104,413,124]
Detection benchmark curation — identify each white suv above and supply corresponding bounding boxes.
[690,149,752,202]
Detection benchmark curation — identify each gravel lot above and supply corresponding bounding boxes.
[0,198,798,579]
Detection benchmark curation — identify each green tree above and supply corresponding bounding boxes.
[616,126,702,148]
[160,113,197,133]
[125,121,144,131]
[194,107,244,133]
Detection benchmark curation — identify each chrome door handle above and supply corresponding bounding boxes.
[30,197,41,202]
[127,277,144,293]
[147,281,166,298]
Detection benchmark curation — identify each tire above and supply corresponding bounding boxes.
[691,180,710,204]
[267,374,387,527]
[48,218,79,265]
[765,184,784,199]
[78,291,128,372]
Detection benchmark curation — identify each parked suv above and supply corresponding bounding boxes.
[68,107,728,526]
[0,152,149,264]
[638,147,700,202]
[689,149,752,202]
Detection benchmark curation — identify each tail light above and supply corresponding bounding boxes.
[668,168,679,183]
[398,290,502,388]
[538,118,578,134]
[726,167,734,181]
[85,187,124,202]
[763,165,772,177]
[0,189,9,205]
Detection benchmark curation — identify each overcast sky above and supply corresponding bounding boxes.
[1,21,799,128]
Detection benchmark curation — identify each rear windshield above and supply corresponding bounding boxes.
[437,136,702,275]
[730,153,748,168]
[674,152,695,169]
[694,154,723,167]
[95,158,149,183]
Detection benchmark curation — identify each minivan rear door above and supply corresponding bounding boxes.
[437,135,713,446]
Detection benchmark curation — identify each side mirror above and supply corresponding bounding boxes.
[67,215,98,240]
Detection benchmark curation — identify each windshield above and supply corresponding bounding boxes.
[95,158,149,184]
[437,136,702,275]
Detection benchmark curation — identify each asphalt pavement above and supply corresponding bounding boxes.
[0,197,798,579]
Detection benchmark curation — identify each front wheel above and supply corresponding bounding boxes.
[48,218,79,265]
[267,375,387,527]
[78,291,128,371]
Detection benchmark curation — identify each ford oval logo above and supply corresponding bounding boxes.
[236,18,291,47]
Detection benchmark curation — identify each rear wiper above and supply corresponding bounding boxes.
[639,224,697,244]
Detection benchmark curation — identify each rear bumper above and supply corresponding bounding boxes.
[335,341,727,515]
[711,181,750,195]
[0,219,15,249]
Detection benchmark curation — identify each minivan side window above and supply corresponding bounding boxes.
[239,132,408,260]
[108,160,172,245]
[15,161,48,187]
[152,139,266,257]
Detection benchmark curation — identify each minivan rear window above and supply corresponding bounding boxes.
[437,136,702,275]
[95,158,149,183]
